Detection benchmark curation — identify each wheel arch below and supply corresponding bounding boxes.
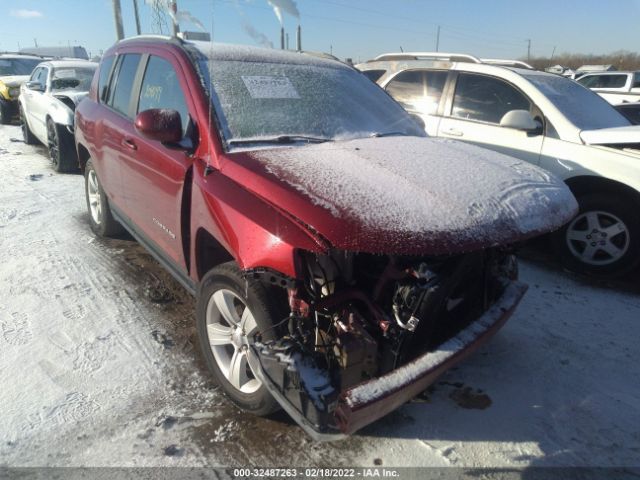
[76,143,91,173]
[564,175,640,208]
[194,228,235,282]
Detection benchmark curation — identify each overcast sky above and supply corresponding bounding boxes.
[1,0,639,62]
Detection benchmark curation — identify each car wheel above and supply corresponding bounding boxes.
[85,158,123,237]
[47,118,77,173]
[20,108,38,145]
[196,262,281,416]
[552,193,640,277]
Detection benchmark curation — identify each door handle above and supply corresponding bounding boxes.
[442,128,464,137]
[122,138,137,151]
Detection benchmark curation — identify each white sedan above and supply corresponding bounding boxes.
[19,60,97,172]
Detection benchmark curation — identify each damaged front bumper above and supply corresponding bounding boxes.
[247,280,528,441]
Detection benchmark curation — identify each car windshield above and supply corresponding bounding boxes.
[200,59,425,150]
[521,72,630,130]
[51,66,97,92]
[0,58,41,76]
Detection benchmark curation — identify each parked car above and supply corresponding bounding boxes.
[75,37,576,439]
[0,53,43,124]
[358,52,640,276]
[576,71,640,105]
[614,102,640,125]
[19,60,97,172]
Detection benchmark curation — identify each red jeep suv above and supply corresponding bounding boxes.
[75,36,577,439]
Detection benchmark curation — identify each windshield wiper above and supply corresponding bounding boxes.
[228,135,331,146]
[369,131,409,138]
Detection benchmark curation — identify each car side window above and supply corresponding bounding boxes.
[632,73,640,89]
[137,55,190,137]
[29,67,42,82]
[386,70,447,115]
[386,71,423,111]
[362,70,386,83]
[452,73,531,124]
[32,67,47,88]
[98,55,116,103]
[109,54,142,118]
[578,74,627,89]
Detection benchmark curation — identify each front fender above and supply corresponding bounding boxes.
[49,99,74,126]
[190,161,327,280]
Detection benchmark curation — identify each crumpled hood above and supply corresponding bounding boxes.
[581,125,640,145]
[0,75,29,88]
[224,137,578,255]
[53,90,89,105]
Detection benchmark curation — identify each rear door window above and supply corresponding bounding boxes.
[137,55,190,136]
[386,70,447,115]
[452,73,531,124]
[109,54,142,117]
[98,56,116,103]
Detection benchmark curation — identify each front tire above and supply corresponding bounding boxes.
[84,158,123,237]
[196,262,281,416]
[552,193,640,277]
[47,118,77,173]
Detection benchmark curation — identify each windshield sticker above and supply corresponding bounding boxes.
[54,69,77,79]
[241,75,300,99]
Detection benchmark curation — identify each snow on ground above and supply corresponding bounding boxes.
[1,124,639,469]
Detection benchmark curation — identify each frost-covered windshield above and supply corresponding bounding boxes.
[522,72,630,130]
[51,66,96,92]
[201,59,425,149]
[0,58,41,76]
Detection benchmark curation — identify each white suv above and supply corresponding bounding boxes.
[358,52,640,276]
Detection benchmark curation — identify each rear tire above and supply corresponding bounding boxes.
[47,118,77,173]
[20,107,38,145]
[84,158,123,237]
[552,193,640,277]
[196,262,281,416]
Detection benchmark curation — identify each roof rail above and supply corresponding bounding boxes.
[371,52,482,64]
[118,34,179,44]
[481,58,534,69]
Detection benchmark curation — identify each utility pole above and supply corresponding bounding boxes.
[436,25,441,52]
[170,1,180,37]
[133,0,142,35]
[550,45,556,61]
[526,38,531,62]
[112,0,125,40]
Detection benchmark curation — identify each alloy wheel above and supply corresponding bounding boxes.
[205,289,261,394]
[566,210,630,266]
[87,169,102,225]
[47,123,60,167]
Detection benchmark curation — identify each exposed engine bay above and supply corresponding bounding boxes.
[246,248,519,438]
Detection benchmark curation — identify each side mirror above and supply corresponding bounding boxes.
[134,109,182,144]
[499,110,539,131]
[25,81,44,92]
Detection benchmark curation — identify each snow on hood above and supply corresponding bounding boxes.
[246,137,578,254]
[0,75,29,87]
[580,126,640,145]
